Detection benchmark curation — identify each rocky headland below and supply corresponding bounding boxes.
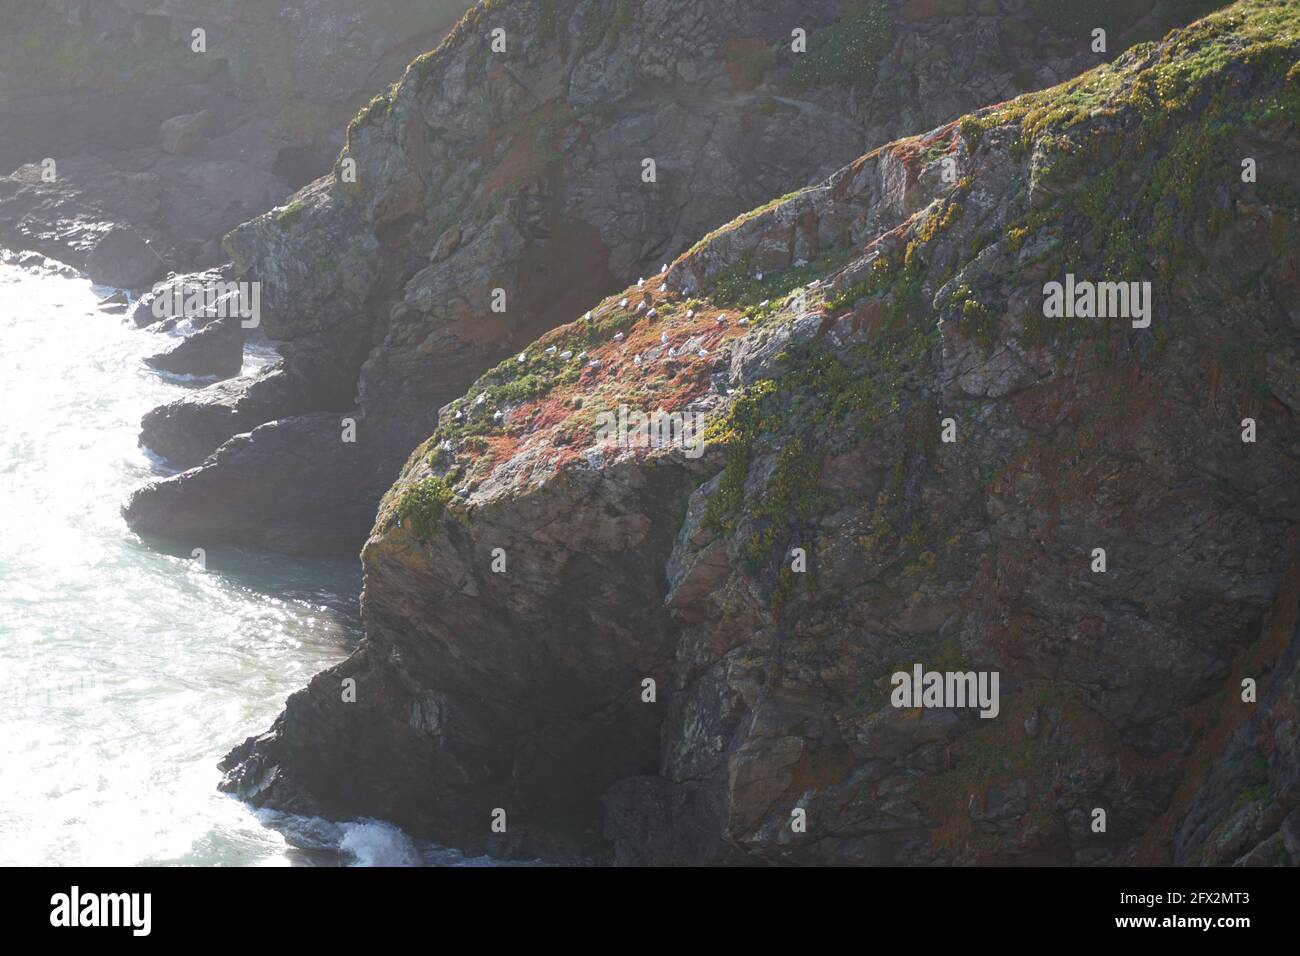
[218,0,1300,865]
[121,0,1199,553]
[6,0,1292,867]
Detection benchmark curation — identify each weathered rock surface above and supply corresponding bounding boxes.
[143,316,245,379]
[145,0,1202,554]
[221,1,1300,863]
[130,267,233,329]
[84,226,165,289]
[139,363,320,469]
[124,415,400,555]
[159,110,212,156]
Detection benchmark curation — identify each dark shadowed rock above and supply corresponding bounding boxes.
[85,226,164,289]
[143,316,244,378]
[124,414,398,556]
[139,362,321,469]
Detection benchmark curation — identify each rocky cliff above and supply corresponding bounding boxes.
[121,0,1216,554]
[221,0,1300,864]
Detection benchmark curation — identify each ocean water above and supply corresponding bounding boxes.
[0,262,497,867]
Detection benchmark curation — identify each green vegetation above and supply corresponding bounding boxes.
[703,252,940,595]
[693,0,1300,610]
[788,2,895,90]
[944,283,998,353]
[275,201,307,227]
[702,246,854,322]
[426,299,646,450]
[397,475,456,541]
[965,0,1299,150]
[958,0,1300,380]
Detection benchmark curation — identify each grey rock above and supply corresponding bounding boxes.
[85,226,164,289]
[159,110,212,155]
[143,316,244,379]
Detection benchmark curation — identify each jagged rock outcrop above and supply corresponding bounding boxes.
[0,0,474,273]
[131,0,1207,555]
[139,363,320,469]
[125,414,397,554]
[221,1,1300,862]
[143,315,246,378]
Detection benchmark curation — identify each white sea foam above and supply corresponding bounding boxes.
[339,819,421,867]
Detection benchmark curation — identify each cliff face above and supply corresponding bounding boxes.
[123,0,1201,554]
[222,0,1300,863]
[0,0,473,271]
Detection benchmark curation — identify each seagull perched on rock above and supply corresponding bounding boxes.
[474,393,486,406]
[658,283,667,293]
[545,345,557,355]
[454,409,463,420]
[589,358,602,368]
[716,315,726,325]
[576,351,588,362]
[637,277,645,287]
[660,332,669,344]
[668,347,678,357]
[686,309,694,319]
[698,348,709,358]
[620,297,629,309]
[613,331,625,342]
[633,354,643,366]
[517,352,527,363]
[646,308,657,319]
[738,317,750,326]
[493,410,503,423]
[560,350,573,360]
